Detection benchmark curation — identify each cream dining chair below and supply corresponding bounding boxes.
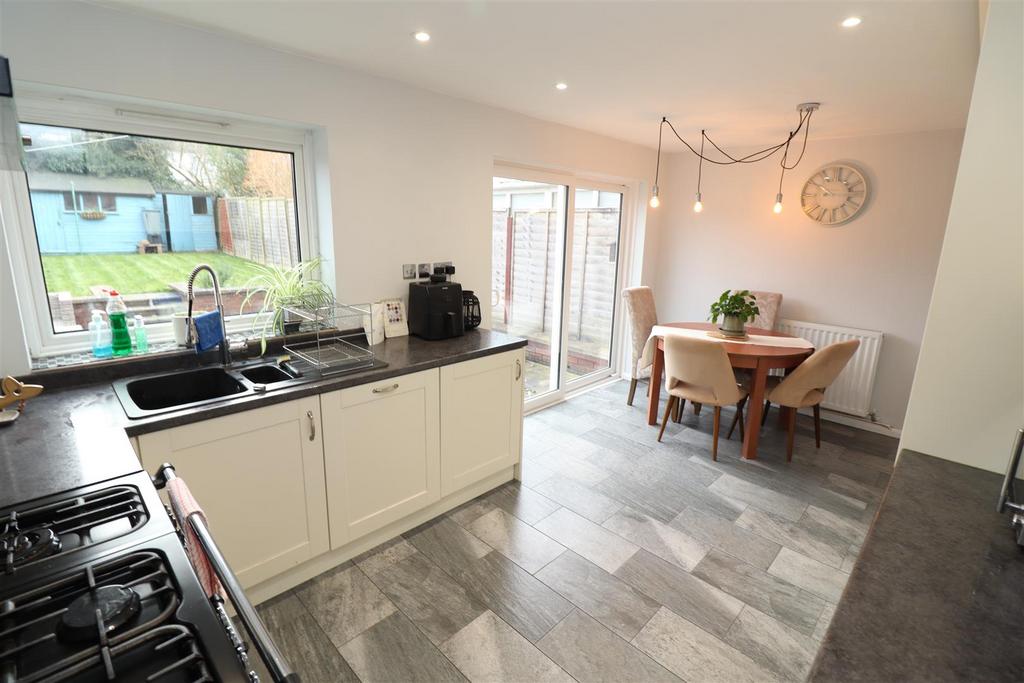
[658,335,748,461]
[749,291,782,330]
[622,286,659,406]
[759,339,860,461]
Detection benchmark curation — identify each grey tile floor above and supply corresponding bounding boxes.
[252,379,896,682]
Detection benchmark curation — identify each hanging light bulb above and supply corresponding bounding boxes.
[692,130,705,214]
[649,118,665,209]
[773,192,784,214]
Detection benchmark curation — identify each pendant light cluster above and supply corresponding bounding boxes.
[648,103,819,215]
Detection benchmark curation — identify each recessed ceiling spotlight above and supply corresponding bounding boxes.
[555,82,568,91]
[841,16,862,28]
[413,31,431,42]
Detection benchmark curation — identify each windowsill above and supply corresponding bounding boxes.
[31,339,184,371]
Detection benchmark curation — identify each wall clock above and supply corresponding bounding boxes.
[801,163,868,225]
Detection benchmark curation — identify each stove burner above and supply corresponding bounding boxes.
[0,526,62,569]
[58,584,141,642]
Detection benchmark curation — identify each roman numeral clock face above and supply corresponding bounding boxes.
[801,164,868,225]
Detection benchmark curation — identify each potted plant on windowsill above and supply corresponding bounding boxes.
[709,289,759,338]
[240,258,334,354]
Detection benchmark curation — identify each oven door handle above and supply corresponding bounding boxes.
[154,463,300,683]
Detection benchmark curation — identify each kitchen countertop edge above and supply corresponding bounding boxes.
[809,448,1024,682]
[0,331,527,509]
[122,331,527,436]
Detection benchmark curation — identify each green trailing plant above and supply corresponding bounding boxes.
[240,258,334,354]
[708,289,760,324]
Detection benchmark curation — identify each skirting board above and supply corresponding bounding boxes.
[245,467,516,606]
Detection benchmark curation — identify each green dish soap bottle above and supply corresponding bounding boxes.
[107,290,133,356]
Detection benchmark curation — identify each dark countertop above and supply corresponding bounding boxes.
[811,449,1024,682]
[0,330,526,509]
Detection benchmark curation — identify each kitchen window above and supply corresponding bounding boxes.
[4,91,320,356]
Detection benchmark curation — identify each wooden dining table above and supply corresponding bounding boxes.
[646,322,814,460]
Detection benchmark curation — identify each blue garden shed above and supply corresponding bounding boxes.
[28,171,217,254]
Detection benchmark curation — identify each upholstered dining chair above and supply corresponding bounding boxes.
[749,291,783,330]
[759,339,860,461]
[622,286,658,406]
[658,335,748,460]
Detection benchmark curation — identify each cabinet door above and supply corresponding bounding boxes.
[321,369,440,547]
[440,349,524,497]
[137,397,328,588]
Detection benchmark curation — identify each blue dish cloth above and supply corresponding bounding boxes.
[193,310,224,353]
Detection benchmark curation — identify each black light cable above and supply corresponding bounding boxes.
[647,105,817,213]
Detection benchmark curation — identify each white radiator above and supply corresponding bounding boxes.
[775,319,884,418]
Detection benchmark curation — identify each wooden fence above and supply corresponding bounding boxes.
[492,208,619,359]
[216,197,299,269]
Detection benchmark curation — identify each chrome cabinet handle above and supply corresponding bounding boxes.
[372,383,399,394]
[306,410,316,441]
[515,359,522,381]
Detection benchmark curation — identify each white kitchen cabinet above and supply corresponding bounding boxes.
[136,396,328,588]
[440,349,524,497]
[320,368,441,548]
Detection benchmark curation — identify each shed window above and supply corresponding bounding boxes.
[191,196,209,215]
[61,192,117,212]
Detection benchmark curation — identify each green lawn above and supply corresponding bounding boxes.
[41,252,266,296]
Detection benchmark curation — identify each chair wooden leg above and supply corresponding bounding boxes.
[813,404,822,448]
[785,406,797,462]
[658,396,676,442]
[693,402,702,416]
[672,396,682,423]
[627,378,638,406]
[761,400,771,426]
[726,396,747,440]
[712,406,721,461]
[647,380,652,397]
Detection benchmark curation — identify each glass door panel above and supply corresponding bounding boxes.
[566,188,622,382]
[491,177,567,400]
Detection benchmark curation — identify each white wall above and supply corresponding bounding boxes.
[900,0,1023,473]
[0,0,661,373]
[650,128,964,429]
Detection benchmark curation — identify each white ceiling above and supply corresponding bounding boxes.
[97,0,980,149]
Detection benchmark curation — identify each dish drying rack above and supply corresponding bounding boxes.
[281,302,376,375]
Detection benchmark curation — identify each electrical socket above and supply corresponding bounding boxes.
[402,264,416,279]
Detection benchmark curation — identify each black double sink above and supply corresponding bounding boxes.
[113,360,307,419]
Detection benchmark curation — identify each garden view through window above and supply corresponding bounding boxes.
[21,122,301,335]
[492,176,622,399]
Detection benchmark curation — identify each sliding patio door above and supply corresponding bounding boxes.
[491,171,625,405]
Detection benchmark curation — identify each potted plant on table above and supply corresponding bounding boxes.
[709,289,759,337]
[241,258,334,354]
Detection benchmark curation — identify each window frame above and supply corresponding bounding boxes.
[5,89,321,357]
[190,195,209,215]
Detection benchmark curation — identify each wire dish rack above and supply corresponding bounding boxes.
[281,302,376,375]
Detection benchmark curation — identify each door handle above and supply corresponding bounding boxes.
[372,383,399,394]
[515,359,522,381]
[306,410,316,441]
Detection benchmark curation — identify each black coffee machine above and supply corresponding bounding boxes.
[408,266,464,340]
